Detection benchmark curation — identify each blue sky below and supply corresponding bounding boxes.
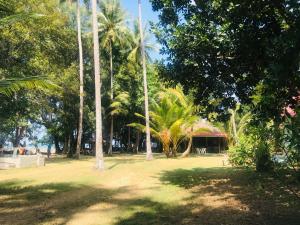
[121,0,162,60]
[121,0,159,24]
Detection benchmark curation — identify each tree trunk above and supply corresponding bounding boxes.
[54,136,61,153]
[75,0,84,160]
[135,131,140,154]
[13,127,20,147]
[108,41,114,156]
[181,137,192,158]
[231,110,238,145]
[138,0,152,160]
[67,134,74,158]
[92,0,104,170]
[13,126,26,147]
[108,118,113,155]
[128,126,131,151]
[63,135,68,154]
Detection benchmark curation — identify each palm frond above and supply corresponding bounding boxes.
[108,92,130,116]
[0,76,59,96]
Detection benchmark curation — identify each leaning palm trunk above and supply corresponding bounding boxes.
[75,0,84,159]
[181,137,193,158]
[108,41,114,156]
[138,0,152,160]
[91,0,104,170]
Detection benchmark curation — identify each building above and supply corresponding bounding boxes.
[191,120,228,153]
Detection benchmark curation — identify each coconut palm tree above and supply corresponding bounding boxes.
[128,20,156,64]
[98,0,129,155]
[91,0,105,170]
[58,0,86,159]
[138,0,152,160]
[75,0,84,159]
[130,87,201,158]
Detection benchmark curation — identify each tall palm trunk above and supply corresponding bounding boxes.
[108,40,114,156]
[92,0,104,170]
[138,0,152,160]
[75,0,84,159]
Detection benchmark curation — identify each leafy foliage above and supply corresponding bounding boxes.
[280,107,300,177]
[130,86,199,157]
[0,76,58,96]
[228,123,274,172]
[151,0,300,121]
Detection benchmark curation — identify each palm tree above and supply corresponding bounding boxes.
[91,0,105,170]
[58,0,86,159]
[130,87,201,158]
[98,0,129,156]
[227,105,252,146]
[75,0,84,159]
[128,20,156,64]
[138,0,152,160]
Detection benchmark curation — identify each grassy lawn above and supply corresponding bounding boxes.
[0,154,299,225]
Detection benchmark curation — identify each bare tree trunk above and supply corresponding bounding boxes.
[13,127,20,147]
[67,134,73,158]
[128,126,131,151]
[138,0,152,160]
[108,118,113,155]
[54,136,61,153]
[13,126,26,147]
[75,0,84,159]
[63,135,69,154]
[134,131,140,154]
[181,137,193,158]
[92,0,104,170]
[108,41,114,156]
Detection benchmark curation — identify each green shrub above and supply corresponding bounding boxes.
[228,125,273,172]
[228,135,255,167]
[255,142,273,172]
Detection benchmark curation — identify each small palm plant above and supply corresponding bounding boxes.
[130,86,203,158]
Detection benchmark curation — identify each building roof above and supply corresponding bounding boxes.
[190,120,227,138]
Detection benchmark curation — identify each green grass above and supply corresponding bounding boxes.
[0,154,299,225]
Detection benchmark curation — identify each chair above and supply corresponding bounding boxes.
[200,148,207,154]
[196,148,207,155]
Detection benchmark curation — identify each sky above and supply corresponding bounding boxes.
[120,0,162,60]
[121,0,159,24]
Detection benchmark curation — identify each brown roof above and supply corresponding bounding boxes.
[191,120,227,138]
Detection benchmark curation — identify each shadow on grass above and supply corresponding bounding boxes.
[146,167,300,225]
[115,168,300,225]
[1,167,300,225]
[0,180,121,225]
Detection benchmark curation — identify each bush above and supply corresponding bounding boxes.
[280,107,300,178]
[255,142,273,172]
[228,135,255,167]
[228,125,273,172]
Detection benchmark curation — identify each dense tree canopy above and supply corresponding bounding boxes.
[151,0,300,121]
[0,0,160,156]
